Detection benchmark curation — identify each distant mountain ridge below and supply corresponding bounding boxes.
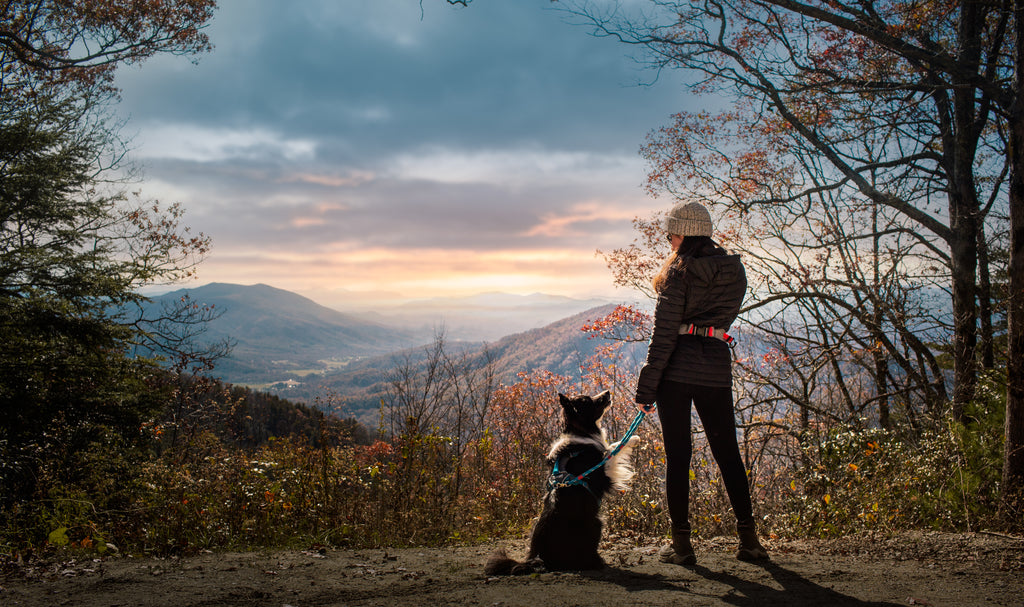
[144,283,632,387]
[298,303,647,427]
[146,283,419,382]
[347,291,616,341]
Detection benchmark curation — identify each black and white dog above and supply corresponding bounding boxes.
[484,390,639,574]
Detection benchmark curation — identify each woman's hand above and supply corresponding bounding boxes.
[637,402,657,414]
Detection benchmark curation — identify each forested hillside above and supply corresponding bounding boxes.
[273,303,644,427]
[151,373,374,450]
[139,283,419,383]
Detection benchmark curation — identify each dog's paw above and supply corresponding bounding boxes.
[511,558,545,575]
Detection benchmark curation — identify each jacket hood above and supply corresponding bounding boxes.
[685,254,744,286]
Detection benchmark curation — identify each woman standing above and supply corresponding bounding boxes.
[635,201,768,565]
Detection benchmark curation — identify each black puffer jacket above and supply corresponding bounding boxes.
[634,253,746,404]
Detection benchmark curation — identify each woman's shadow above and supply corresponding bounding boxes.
[587,560,902,606]
[688,560,902,606]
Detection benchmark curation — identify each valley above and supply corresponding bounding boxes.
[140,283,644,426]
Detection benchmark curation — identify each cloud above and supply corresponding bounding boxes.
[134,144,656,271]
[134,124,317,162]
[388,146,640,186]
[116,1,689,160]
[278,171,376,188]
[195,245,619,303]
[524,202,640,237]
[112,0,692,303]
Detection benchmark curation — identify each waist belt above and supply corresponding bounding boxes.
[679,323,736,346]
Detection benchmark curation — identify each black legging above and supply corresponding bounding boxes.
[656,380,754,528]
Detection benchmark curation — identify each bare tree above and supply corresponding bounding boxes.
[560,0,1019,503]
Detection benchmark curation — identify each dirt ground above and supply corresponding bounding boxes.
[2,530,1022,607]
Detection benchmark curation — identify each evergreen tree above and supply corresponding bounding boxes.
[0,0,216,504]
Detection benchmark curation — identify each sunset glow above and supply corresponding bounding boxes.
[114,1,694,309]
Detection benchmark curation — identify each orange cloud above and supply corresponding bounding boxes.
[524,202,639,237]
[193,246,617,305]
[279,170,375,188]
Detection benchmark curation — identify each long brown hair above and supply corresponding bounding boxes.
[652,236,727,293]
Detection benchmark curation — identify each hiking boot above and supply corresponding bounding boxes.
[735,518,769,561]
[658,524,697,566]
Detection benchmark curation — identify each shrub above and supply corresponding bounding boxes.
[784,372,1005,536]
[2,371,1013,561]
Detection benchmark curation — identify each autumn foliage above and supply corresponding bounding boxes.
[2,0,1019,562]
[4,294,1011,562]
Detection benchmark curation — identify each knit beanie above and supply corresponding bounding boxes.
[664,202,713,237]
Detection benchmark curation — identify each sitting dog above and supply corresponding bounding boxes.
[484,390,639,574]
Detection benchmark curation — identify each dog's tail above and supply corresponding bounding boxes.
[607,435,640,491]
[483,548,543,576]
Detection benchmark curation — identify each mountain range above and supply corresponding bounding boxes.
[143,283,636,394]
[345,291,615,341]
[299,303,647,427]
[145,283,418,382]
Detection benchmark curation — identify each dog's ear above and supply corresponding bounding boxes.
[559,393,585,423]
[593,390,611,419]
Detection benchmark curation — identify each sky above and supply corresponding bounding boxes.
[112,0,697,310]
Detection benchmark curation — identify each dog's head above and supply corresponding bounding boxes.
[557,390,611,437]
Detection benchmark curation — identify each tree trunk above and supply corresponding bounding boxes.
[947,4,984,421]
[977,223,994,370]
[872,198,891,428]
[1002,0,1024,513]
[949,203,979,422]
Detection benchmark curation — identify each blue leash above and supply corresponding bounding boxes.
[549,407,652,492]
